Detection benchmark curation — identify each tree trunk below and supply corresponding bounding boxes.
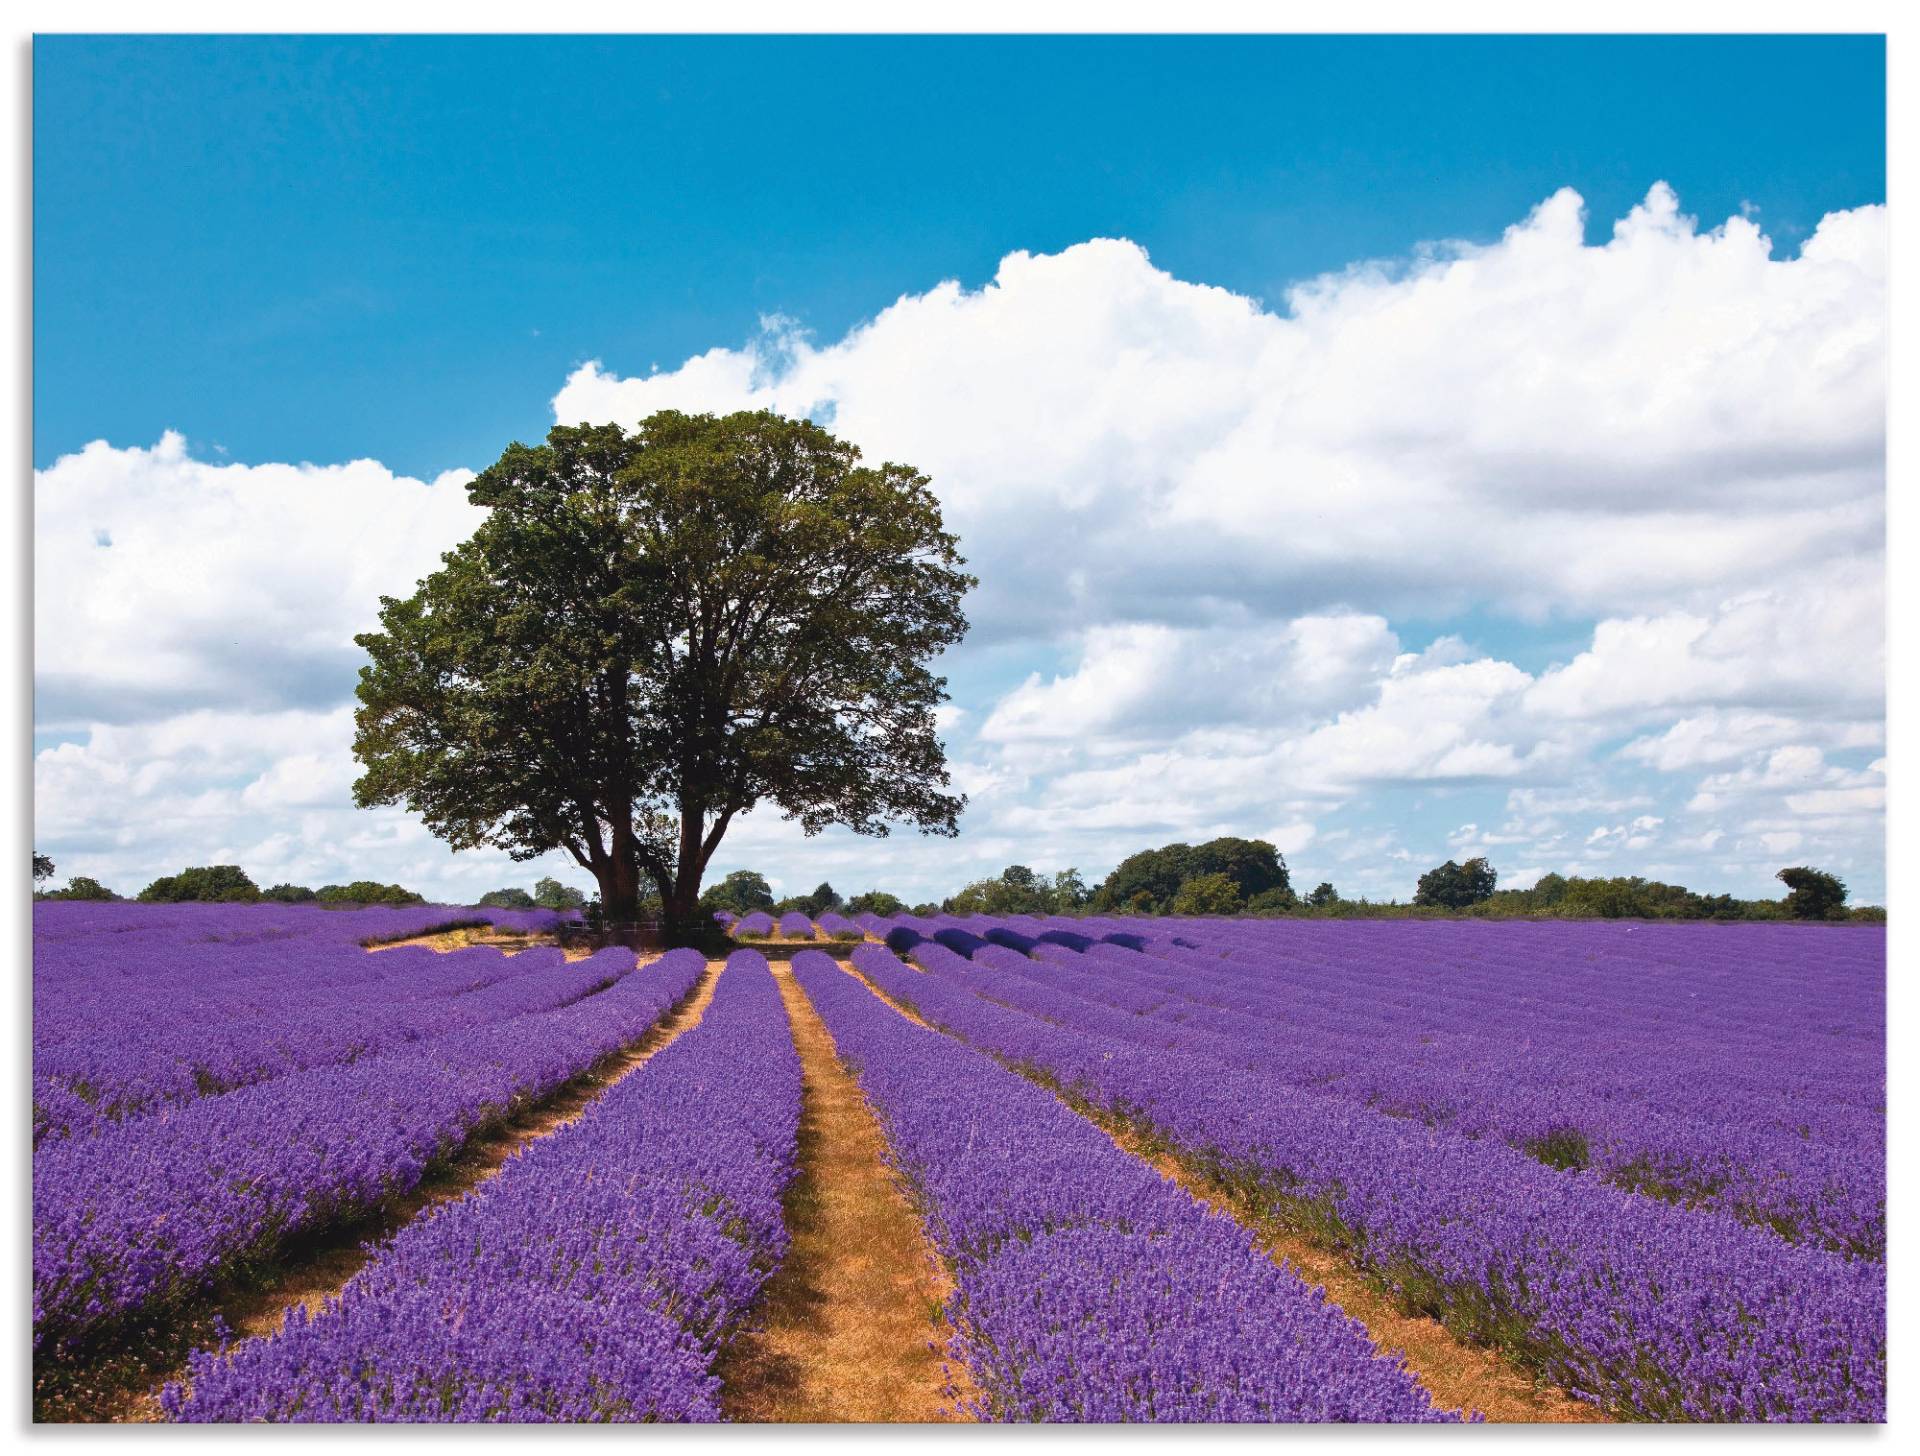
[594,849,644,926]
[658,798,709,948]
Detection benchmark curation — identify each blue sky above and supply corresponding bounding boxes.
[33,35,1888,905]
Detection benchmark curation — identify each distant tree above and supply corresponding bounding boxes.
[34,852,55,884]
[1246,885,1298,915]
[948,864,1088,916]
[1051,868,1091,910]
[138,865,262,903]
[1190,837,1289,900]
[42,875,117,901]
[1170,872,1245,917]
[846,889,905,916]
[1778,866,1848,921]
[1413,857,1497,910]
[1307,882,1339,908]
[261,883,317,903]
[909,902,941,917]
[1097,843,1194,913]
[478,887,537,909]
[810,882,843,912]
[1094,836,1287,913]
[532,876,588,911]
[315,880,426,907]
[699,869,776,916]
[351,412,973,946]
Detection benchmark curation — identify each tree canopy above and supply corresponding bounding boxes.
[700,869,776,916]
[138,865,262,903]
[947,864,1090,916]
[1778,866,1848,920]
[1092,837,1288,913]
[353,411,973,942]
[41,875,116,901]
[1413,857,1498,909]
[1170,871,1244,916]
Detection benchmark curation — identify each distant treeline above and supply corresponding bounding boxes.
[31,861,428,908]
[698,838,1881,925]
[32,843,1884,925]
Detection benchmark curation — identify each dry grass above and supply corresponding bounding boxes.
[717,963,975,1423]
[836,957,1606,1425]
[36,956,725,1424]
[368,923,595,959]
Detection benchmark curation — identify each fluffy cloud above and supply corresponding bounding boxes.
[34,186,1887,904]
[34,432,482,726]
[556,185,1884,637]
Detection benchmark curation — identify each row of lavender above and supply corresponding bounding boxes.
[871,912,1883,1258]
[33,900,572,1142]
[33,945,707,1350]
[844,930,1883,1420]
[790,949,1453,1422]
[165,950,802,1421]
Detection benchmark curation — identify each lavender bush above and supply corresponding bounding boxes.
[163,949,801,1422]
[34,946,707,1349]
[850,927,1884,1422]
[791,949,1450,1422]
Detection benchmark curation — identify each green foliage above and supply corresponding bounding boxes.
[532,876,588,911]
[42,875,117,901]
[845,889,905,916]
[770,881,844,917]
[1246,885,1299,915]
[947,864,1091,916]
[261,883,316,903]
[1484,873,1798,922]
[315,880,426,907]
[1307,881,1339,908]
[1169,871,1244,916]
[477,887,537,909]
[138,865,262,904]
[351,411,974,944]
[34,852,55,884]
[1778,866,1848,920]
[1413,857,1497,909]
[1093,837,1289,914]
[699,869,776,916]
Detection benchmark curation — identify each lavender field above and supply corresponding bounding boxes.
[30,901,1884,1423]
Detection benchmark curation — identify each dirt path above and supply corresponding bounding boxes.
[39,957,725,1424]
[718,963,974,1423]
[835,957,1604,1425]
[369,923,595,959]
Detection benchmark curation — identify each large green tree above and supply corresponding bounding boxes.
[353,411,973,943]
[1777,866,1847,921]
[1413,857,1498,909]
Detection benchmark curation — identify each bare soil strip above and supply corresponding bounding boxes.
[369,923,596,959]
[835,957,1605,1425]
[38,956,725,1424]
[718,963,975,1423]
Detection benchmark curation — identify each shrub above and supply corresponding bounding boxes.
[315,881,426,907]
[42,875,117,901]
[478,887,537,909]
[261,883,316,903]
[532,877,588,912]
[1778,866,1848,921]
[1412,858,1496,909]
[1169,872,1245,917]
[138,865,262,904]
